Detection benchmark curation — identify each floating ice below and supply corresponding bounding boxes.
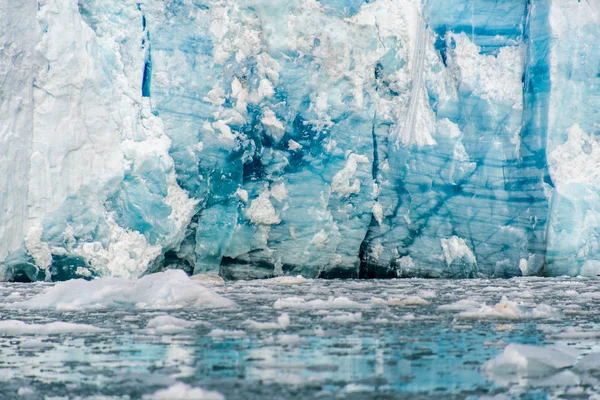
[322,312,362,324]
[208,329,246,338]
[0,320,106,335]
[143,383,224,400]
[438,299,482,311]
[146,316,203,333]
[191,274,226,286]
[273,296,363,310]
[456,296,560,321]
[243,276,310,286]
[482,344,579,378]
[245,313,290,330]
[13,270,233,310]
[574,352,600,372]
[387,296,430,306]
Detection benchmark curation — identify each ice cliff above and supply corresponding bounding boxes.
[1,0,599,281]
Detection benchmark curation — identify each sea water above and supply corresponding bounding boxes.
[1,275,600,399]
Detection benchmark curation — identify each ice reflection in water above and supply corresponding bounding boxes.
[1,276,600,399]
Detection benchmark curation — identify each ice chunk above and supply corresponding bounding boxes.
[146,316,202,333]
[482,344,579,378]
[0,320,106,335]
[322,312,362,324]
[551,328,600,340]
[331,154,370,197]
[13,270,233,310]
[245,191,281,226]
[574,352,600,372]
[245,313,290,330]
[438,299,482,311]
[143,383,224,400]
[457,296,559,321]
[191,274,226,286]
[387,296,430,306]
[246,276,310,285]
[273,296,363,310]
[440,236,476,267]
[208,329,246,338]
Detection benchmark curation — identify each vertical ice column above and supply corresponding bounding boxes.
[144,2,243,275]
[0,0,35,275]
[544,0,600,276]
[513,0,552,276]
[360,0,544,278]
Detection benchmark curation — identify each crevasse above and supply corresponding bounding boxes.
[0,0,599,281]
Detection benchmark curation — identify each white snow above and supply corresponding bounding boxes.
[13,270,233,310]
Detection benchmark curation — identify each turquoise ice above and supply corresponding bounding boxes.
[1,0,599,280]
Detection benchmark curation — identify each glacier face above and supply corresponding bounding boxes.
[0,0,599,281]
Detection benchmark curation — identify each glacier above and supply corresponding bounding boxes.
[0,0,599,281]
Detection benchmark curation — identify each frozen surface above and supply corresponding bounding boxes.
[2,0,600,280]
[2,277,600,399]
[12,270,233,310]
[144,383,224,400]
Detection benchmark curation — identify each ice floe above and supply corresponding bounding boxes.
[12,270,233,310]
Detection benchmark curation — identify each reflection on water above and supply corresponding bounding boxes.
[1,277,600,399]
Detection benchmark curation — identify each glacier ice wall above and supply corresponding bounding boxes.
[0,0,599,281]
